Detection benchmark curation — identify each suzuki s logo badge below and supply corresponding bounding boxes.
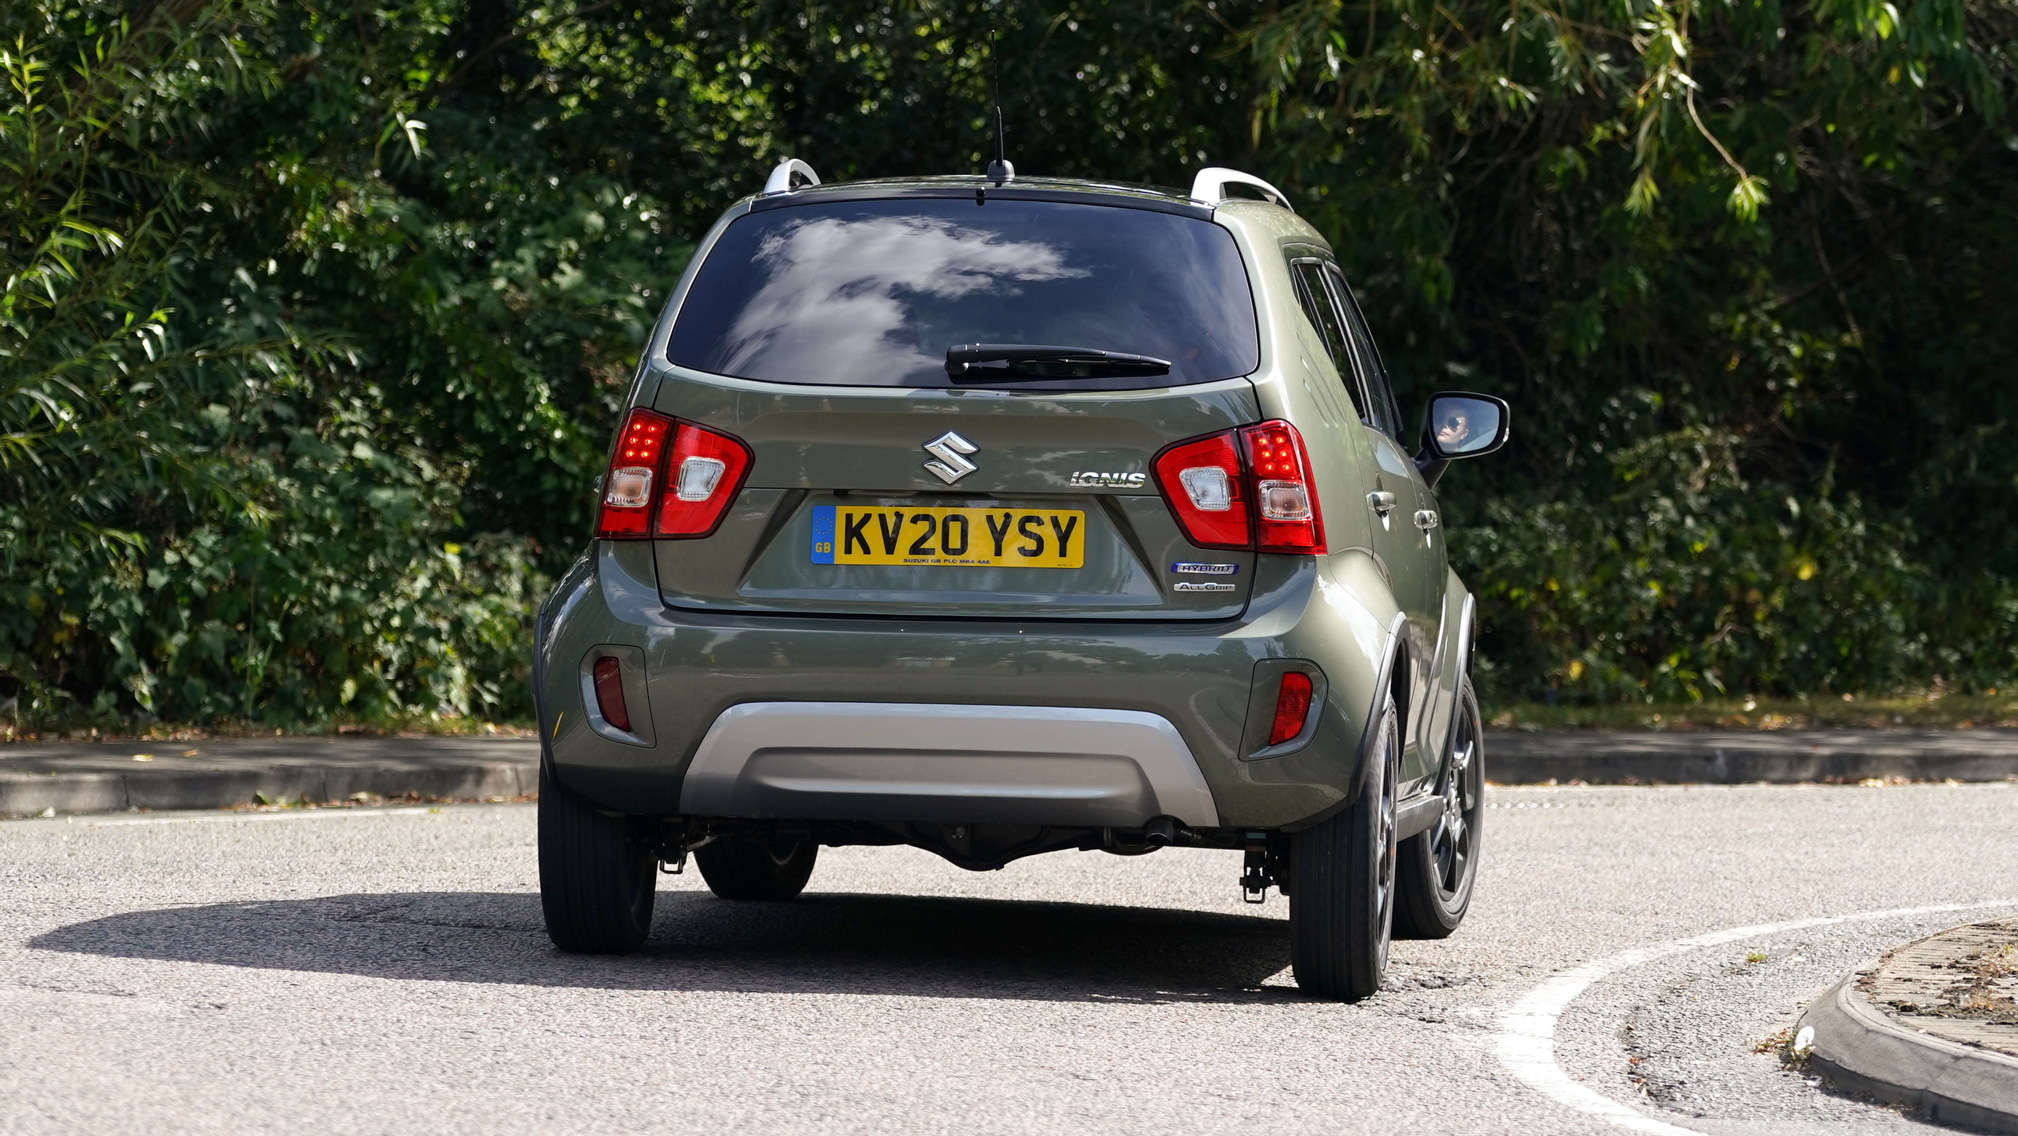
[922,431,979,485]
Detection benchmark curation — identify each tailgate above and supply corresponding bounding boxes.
[647,373,1261,620]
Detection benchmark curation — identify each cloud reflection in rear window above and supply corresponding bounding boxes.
[667,199,1259,389]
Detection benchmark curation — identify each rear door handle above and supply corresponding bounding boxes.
[1413,509,1440,531]
[1367,491,1397,516]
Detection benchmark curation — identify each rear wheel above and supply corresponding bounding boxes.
[538,763,657,954]
[1395,677,1484,939]
[1289,692,1399,1002]
[695,835,818,900]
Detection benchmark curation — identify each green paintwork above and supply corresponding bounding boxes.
[647,376,1262,619]
[537,182,1484,836]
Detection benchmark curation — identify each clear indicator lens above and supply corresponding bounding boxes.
[675,456,726,501]
[604,466,654,508]
[1257,480,1311,521]
[1179,466,1233,511]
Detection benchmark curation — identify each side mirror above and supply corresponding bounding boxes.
[1416,392,1510,488]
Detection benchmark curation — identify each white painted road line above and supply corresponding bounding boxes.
[1494,898,2018,1135]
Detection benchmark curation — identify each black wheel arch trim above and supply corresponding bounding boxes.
[1277,608,1408,834]
[1357,609,1411,803]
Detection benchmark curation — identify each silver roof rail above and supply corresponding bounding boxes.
[1188,167,1293,212]
[761,157,822,196]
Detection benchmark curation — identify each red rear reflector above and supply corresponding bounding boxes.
[655,422,753,537]
[1269,672,1313,745]
[592,657,631,732]
[1152,420,1324,555]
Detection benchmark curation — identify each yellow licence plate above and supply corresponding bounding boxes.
[810,505,1085,568]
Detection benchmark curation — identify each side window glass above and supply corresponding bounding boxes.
[1324,266,1405,442]
[1287,259,1367,420]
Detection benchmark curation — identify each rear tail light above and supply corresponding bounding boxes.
[597,410,671,538]
[592,657,631,732]
[1152,419,1325,554]
[595,409,753,540]
[1269,672,1314,745]
[656,423,751,536]
[1153,432,1248,548]
[1243,421,1324,553]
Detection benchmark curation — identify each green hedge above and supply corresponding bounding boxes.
[3,0,2013,731]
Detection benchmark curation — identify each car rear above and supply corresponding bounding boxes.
[536,178,1373,861]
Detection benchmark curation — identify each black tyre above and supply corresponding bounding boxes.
[538,763,657,953]
[1395,677,1485,939]
[1289,692,1399,1001]
[694,834,818,900]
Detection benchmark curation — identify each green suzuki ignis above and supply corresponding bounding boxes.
[533,158,1509,1001]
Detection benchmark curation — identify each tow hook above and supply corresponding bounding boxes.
[656,818,690,875]
[1240,832,1276,903]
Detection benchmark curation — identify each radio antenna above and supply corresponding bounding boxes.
[986,31,1014,185]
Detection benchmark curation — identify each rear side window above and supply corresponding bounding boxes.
[667,199,1259,389]
[1288,259,1366,420]
[1323,266,1405,442]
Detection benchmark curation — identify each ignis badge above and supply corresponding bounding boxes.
[1067,470,1147,488]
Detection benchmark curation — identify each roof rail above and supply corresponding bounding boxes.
[761,157,822,196]
[1188,167,1293,212]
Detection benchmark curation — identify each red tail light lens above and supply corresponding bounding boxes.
[1269,671,1314,745]
[655,422,752,537]
[592,657,631,732]
[596,409,673,538]
[1152,432,1249,549]
[1241,421,1324,553]
[594,410,752,540]
[1152,419,1325,555]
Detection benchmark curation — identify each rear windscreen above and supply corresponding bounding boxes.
[666,198,1259,388]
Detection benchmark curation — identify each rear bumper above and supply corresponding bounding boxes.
[536,542,1396,830]
[682,702,1217,827]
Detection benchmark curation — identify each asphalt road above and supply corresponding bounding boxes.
[3,783,2014,1135]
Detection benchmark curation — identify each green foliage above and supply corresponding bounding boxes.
[1459,426,1923,702]
[1,0,670,729]
[1241,0,2018,701]
[3,0,2014,730]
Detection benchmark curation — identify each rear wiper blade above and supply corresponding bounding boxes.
[944,343,1173,381]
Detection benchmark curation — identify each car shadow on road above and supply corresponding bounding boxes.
[28,889,1302,1004]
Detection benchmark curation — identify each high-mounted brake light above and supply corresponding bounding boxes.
[1152,419,1325,555]
[595,409,753,540]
